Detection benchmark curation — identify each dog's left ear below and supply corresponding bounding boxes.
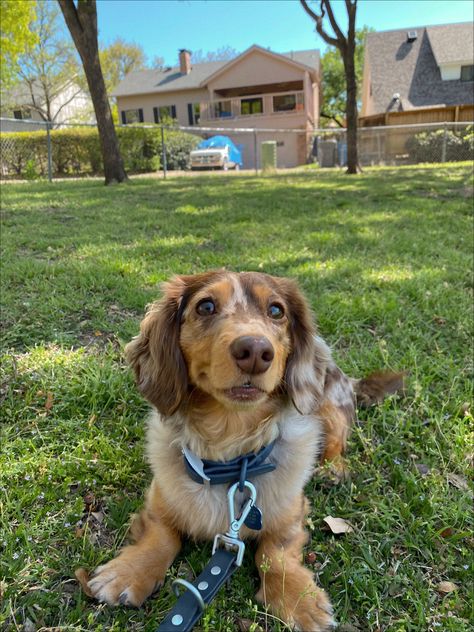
[125,276,189,416]
[279,279,330,415]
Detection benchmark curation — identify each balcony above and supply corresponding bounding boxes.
[200,90,305,123]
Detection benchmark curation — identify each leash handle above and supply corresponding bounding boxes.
[155,548,239,632]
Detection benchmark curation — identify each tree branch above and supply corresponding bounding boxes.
[323,0,346,45]
[53,86,85,120]
[299,0,340,49]
[320,111,345,127]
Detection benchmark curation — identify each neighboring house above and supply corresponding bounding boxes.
[360,22,474,126]
[0,78,94,131]
[112,45,320,168]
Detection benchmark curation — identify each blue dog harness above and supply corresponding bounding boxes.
[183,441,276,489]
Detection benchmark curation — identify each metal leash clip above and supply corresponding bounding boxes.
[160,481,258,631]
[212,480,257,567]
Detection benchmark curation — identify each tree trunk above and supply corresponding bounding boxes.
[344,48,359,173]
[58,0,127,184]
[344,2,359,173]
[300,0,360,174]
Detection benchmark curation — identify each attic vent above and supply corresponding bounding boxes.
[406,30,417,42]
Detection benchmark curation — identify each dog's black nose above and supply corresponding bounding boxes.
[230,336,274,374]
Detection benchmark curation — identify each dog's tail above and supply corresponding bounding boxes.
[352,370,406,407]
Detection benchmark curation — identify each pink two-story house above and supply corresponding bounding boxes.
[112,45,320,168]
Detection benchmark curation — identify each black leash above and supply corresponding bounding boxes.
[156,548,239,631]
[155,480,258,632]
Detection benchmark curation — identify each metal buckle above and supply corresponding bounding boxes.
[172,578,205,611]
[212,480,257,567]
[212,533,246,566]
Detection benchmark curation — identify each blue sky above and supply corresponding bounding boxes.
[95,0,473,65]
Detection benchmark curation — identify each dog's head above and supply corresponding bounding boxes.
[125,271,329,416]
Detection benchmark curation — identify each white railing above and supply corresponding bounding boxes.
[200,90,305,122]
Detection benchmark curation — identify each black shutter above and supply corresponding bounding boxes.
[138,108,144,123]
[121,111,126,124]
[171,105,177,119]
[188,103,193,125]
[153,107,159,124]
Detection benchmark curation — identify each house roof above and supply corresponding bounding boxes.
[365,22,474,114]
[2,76,85,112]
[427,22,474,65]
[200,45,319,85]
[112,46,319,97]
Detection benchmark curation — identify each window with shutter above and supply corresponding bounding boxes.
[153,105,177,123]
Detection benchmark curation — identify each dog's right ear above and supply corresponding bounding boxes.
[125,277,188,416]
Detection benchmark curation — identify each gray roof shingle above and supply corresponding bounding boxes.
[112,47,319,97]
[427,22,474,65]
[365,22,474,114]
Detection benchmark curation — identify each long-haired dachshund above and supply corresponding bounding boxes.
[85,271,404,631]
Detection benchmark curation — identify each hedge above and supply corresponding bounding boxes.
[406,126,474,163]
[0,125,201,178]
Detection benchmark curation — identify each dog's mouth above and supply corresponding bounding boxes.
[223,382,266,402]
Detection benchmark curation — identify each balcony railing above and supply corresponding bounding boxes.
[200,90,305,122]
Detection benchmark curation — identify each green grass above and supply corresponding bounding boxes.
[1,164,473,632]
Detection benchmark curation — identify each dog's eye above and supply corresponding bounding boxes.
[196,299,216,316]
[268,303,285,320]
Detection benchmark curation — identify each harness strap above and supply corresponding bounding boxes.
[156,548,239,632]
[183,441,276,486]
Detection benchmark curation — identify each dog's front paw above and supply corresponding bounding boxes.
[87,555,160,607]
[292,588,336,631]
[256,581,335,631]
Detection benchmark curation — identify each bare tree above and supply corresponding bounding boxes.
[300,0,359,174]
[58,0,127,184]
[191,46,239,64]
[12,1,90,125]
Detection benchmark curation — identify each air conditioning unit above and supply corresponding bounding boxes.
[407,30,418,42]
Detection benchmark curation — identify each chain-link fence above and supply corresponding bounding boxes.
[0,117,472,181]
[319,122,474,167]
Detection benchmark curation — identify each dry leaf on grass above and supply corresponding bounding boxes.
[236,618,263,632]
[415,463,430,475]
[23,619,36,632]
[447,473,469,491]
[75,525,85,538]
[305,551,317,564]
[75,568,93,597]
[439,527,454,538]
[323,515,354,534]
[436,580,458,594]
[45,391,54,411]
[91,511,104,524]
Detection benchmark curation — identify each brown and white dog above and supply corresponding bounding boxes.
[86,271,404,631]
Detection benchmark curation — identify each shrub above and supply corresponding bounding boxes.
[0,131,47,176]
[406,126,473,163]
[117,127,161,173]
[162,128,200,170]
[0,125,200,178]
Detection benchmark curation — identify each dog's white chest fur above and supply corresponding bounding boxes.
[146,408,322,540]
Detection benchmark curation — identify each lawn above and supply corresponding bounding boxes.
[1,164,472,632]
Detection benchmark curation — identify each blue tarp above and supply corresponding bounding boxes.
[197,135,243,166]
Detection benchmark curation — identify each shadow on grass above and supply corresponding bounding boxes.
[1,165,472,351]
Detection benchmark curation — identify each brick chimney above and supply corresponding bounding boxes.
[179,49,191,75]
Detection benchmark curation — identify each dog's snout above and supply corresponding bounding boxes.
[230,336,275,374]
